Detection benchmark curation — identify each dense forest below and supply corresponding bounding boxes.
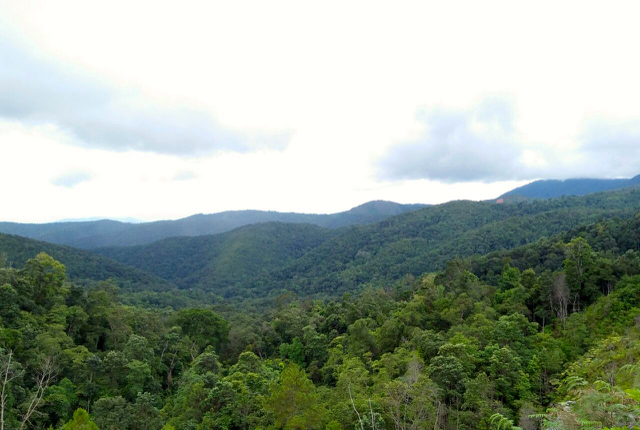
[0,234,173,292]
[5,1,640,427]
[2,210,640,428]
[90,189,640,306]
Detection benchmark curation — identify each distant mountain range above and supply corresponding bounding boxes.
[5,174,639,251]
[95,188,640,300]
[3,187,640,306]
[500,174,640,199]
[56,217,146,223]
[0,200,426,249]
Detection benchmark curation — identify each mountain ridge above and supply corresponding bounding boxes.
[95,188,640,301]
[500,174,640,199]
[0,200,425,249]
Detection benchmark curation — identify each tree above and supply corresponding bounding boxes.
[488,347,528,408]
[92,396,130,430]
[375,317,405,354]
[461,373,497,429]
[550,272,569,324]
[279,338,305,367]
[20,253,67,312]
[0,349,23,430]
[498,264,521,292]
[380,357,437,430]
[65,306,89,341]
[265,363,325,429]
[427,355,468,404]
[42,378,77,427]
[61,408,99,430]
[347,319,376,358]
[18,355,57,430]
[302,325,329,368]
[492,313,537,357]
[0,285,20,326]
[564,238,594,311]
[125,361,155,400]
[128,392,163,430]
[171,309,229,357]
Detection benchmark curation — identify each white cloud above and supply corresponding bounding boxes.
[171,170,199,182]
[1,0,640,222]
[0,38,288,155]
[51,171,93,188]
[378,98,640,183]
[378,98,523,182]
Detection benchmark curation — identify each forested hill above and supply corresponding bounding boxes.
[97,222,333,293]
[253,188,640,298]
[1,206,640,429]
[0,233,173,291]
[96,188,640,301]
[0,200,425,249]
[500,173,640,199]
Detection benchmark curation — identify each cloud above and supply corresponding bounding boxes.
[0,39,289,155]
[378,98,640,183]
[51,171,93,188]
[172,170,199,181]
[577,119,640,178]
[378,98,525,183]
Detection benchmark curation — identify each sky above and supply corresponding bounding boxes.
[1,1,640,223]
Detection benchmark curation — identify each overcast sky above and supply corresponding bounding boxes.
[2,1,640,223]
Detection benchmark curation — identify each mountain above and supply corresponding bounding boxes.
[0,232,173,291]
[500,174,640,199]
[95,188,640,300]
[0,200,425,249]
[96,222,333,293]
[56,216,146,223]
[4,209,640,429]
[255,188,640,298]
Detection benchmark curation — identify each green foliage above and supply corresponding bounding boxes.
[256,189,640,299]
[0,234,173,293]
[489,413,521,430]
[55,188,640,304]
[62,408,99,430]
[98,222,333,296]
[171,308,229,354]
[265,363,326,429]
[2,193,640,429]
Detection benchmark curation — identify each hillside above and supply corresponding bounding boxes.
[3,206,640,430]
[95,188,640,300]
[255,189,640,298]
[0,232,173,291]
[500,173,640,199]
[0,200,425,249]
[467,213,640,285]
[96,222,333,292]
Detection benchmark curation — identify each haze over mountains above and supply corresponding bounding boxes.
[500,173,640,199]
[96,188,640,300]
[3,183,640,305]
[4,174,640,250]
[0,200,425,249]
